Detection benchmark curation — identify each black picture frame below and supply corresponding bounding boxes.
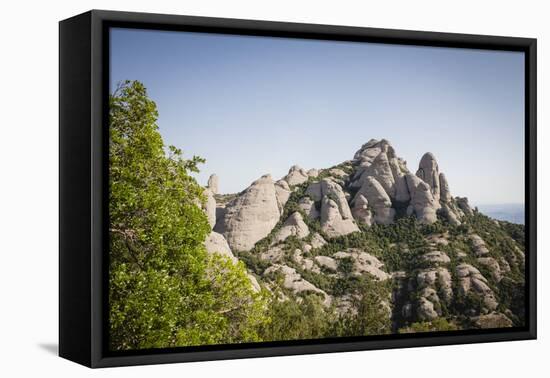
[59,9,537,368]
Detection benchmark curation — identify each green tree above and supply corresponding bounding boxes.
[259,293,333,341]
[108,80,268,350]
[331,279,392,337]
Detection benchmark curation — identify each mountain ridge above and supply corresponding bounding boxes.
[201,138,526,332]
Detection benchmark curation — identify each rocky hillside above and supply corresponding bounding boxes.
[202,139,525,332]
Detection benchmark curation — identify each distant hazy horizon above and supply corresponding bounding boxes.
[110,28,525,207]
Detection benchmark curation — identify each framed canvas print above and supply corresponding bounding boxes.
[59,10,537,368]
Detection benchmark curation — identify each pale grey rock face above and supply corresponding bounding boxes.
[456,263,498,312]
[260,245,284,263]
[416,269,437,287]
[284,165,309,186]
[305,182,322,202]
[204,231,237,263]
[439,172,452,202]
[329,168,348,178]
[301,258,321,273]
[422,251,451,265]
[315,256,338,272]
[353,138,391,163]
[416,152,441,203]
[405,172,422,197]
[416,267,453,321]
[293,248,320,273]
[320,197,359,237]
[306,178,359,237]
[247,274,261,292]
[292,248,303,261]
[440,203,462,225]
[355,177,395,225]
[436,268,453,302]
[351,194,373,226]
[352,151,396,198]
[417,295,439,321]
[307,168,319,178]
[217,174,280,251]
[273,212,310,244]
[477,257,502,282]
[276,179,290,191]
[310,233,327,249]
[204,188,217,228]
[470,234,490,256]
[333,249,390,281]
[263,264,330,305]
[274,180,291,212]
[426,233,450,246]
[409,179,438,224]
[320,179,353,220]
[393,173,411,203]
[361,152,396,197]
[207,174,219,194]
[298,197,320,220]
[437,173,462,224]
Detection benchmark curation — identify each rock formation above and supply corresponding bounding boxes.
[351,194,373,226]
[320,196,359,237]
[409,180,438,224]
[333,249,390,281]
[206,138,524,331]
[439,172,452,202]
[215,174,280,251]
[283,165,309,186]
[416,152,441,204]
[456,263,499,312]
[357,152,396,197]
[273,212,310,244]
[355,177,395,225]
[298,197,320,220]
[203,188,217,228]
[320,179,353,220]
[204,231,237,263]
[207,174,219,194]
[208,138,490,255]
[315,256,338,272]
[263,264,331,305]
[274,179,291,212]
[307,168,320,178]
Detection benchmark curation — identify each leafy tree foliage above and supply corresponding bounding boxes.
[109,80,268,350]
[260,294,334,341]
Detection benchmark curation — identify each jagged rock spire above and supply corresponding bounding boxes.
[416,152,441,204]
[207,174,219,194]
[283,165,309,186]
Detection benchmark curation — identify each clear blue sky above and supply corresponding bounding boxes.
[110,28,525,206]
